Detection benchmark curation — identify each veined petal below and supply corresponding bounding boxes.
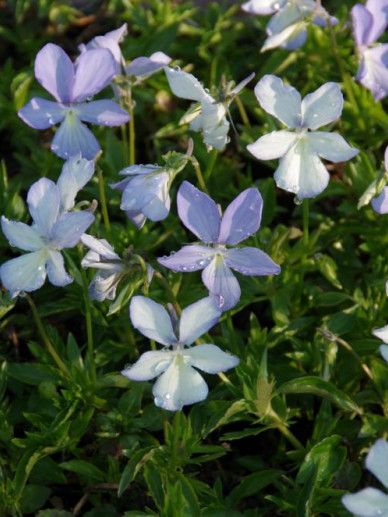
[158,244,215,273]
[241,0,283,15]
[179,297,221,346]
[18,98,65,130]
[371,187,388,214]
[27,178,60,236]
[247,130,298,160]
[267,3,303,36]
[125,210,147,229]
[0,250,48,296]
[142,187,171,222]
[177,181,221,243]
[282,28,307,50]
[119,164,161,176]
[301,83,343,130]
[366,439,388,488]
[225,246,281,276]
[261,22,306,53]
[153,357,209,411]
[50,211,95,249]
[126,52,171,77]
[129,296,177,346]
[254,75,301,128]
[380,345,388,362]
[46,250,72,287]
[122,350,173,381]
[88,271,120,301]
[358,45,388,101]
[164,67,214,103]
[77,100,129,126]
[274,139,330,199]
[342,488,388,517]
[365,0,388,44]
[203,118,230,150]
[185,344,239,374]
[51,114,100,160]
[81,234,119,261]
[57,155,95,211]
[34,43,74,103]
[202,255,241,311]
[218,188,263,245]
[72,49,117,102]
[351,4,374,48]
[308,132,359,162]
[1,216,44,251]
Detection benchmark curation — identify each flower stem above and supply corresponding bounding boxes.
[190,157,209,194]
[302,199,309,248]
[269,410,304,450]
[97,167,111,237]
[234,96,250,128]
[79,265,96,383]
[205,148,218,180]
[128,90,136,165]
[26,294,69,377]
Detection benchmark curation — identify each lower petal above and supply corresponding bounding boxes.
[342,488,388,517]
[18,98,65,130]
[51,114,100,160]
[0,250,48,296]
[185,344,239,374]
[308,132,359,163]
[158,245,214,272]
[46,250,73,287]
[77,100,129,126]
[202,256,241,311]
[225,246,281,276]
[1,216,44,252]
[122,350,172,381]
[371,187,388,214]
[50,211,95,249]
[247,130,298,160]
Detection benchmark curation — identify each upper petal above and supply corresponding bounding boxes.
[184,344,239,374]
[72,49,117,102]
[241,0,283,15]
[261,22,307,53]
[218,188,263,245]
[179,297,221,346]
[342,488,388,517]
[77,100,130,126]
[267,3,303,36]
[247,130,298,160]
[1,216,44,251]
[51,114,100,160]
[46,250,73,287]
[358,45,388,101]
[34,43,74,103]
[164,67,214,103]
[18,98,65,130]
[254,75,302,128]
[307,132,359,163]
[81,234,120,261]
[122,350,173,381]
[366,439,388,488]
[157,244,215,273]
[177,181,221,243]
[365,0,388,44]
[202,256,241,311]
[371,187,388,214]
[126,53,172,77]
[27,178,60,236]
[380,345,388,362]
[57,155,95,211]
[224,246,281,276]
[50,211,95,249]
[129,295,177,346]
[301,83,343,130]
[351,4,374,48]
[0,250,48,297]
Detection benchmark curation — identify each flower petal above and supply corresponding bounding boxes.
[122,350,173,381]
[158,244,215,273]
[254,75,301,128]
[125,210,147,229]
[77,100,129,126]
[267,3,303,36]
[301,82,343,130]
[179,297,221,346]
[88,271,120,301]
[18,98,65,130]
[72,49,117,102]
[261,22,306,53]
[164,67,214,103]
[351,4,374,48]
[241,0,283,15]
[46,250,72,287]
[34,43,74,103]
[202,256,241,311]
[119,164,161,176]
[27,178,60,236]
[185,344,239,374]
[364,0,388,44]
[274,139,330,200]
[177,181,221,243]
[50,211,95,249]
[380,345,388,362]
[247,130,298,160]
[342,488,388,517]
[366,439,388,488]
[51,114,100,160]
[1,216,44,251]
[126,52,171,77]
[357,45,388,101]
[81,234,119,262]
[225,246,281,276]
[129,295,177,346]
[218,188,263,245]
[308,132,359,162]
[153,358,208,411]
[371,187,388,214]
[0,250,47,296]
[57,155,95,211]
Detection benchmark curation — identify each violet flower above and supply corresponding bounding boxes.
[351,0,388,101]
[122,296,239,411]
[79,23,128,70]
[126,52,172,78]
[158,181,280,311]
[18,43,130,160]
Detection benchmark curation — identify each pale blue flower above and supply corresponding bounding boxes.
[79,23,128,69]
[372,324,388,363]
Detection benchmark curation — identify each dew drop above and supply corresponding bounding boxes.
[218,295,225,308]
[173,65,181,72]
[154,396,163,407]
[165,393,171,400]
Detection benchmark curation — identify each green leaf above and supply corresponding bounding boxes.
[118,447,155,497]
[226,469,282,506]
[60,460,105,483]
[20,484,51,514]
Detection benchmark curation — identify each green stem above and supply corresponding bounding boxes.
[190,157,209,193]
[97,167,111,236]
[270,410,304,450]
[128,90,136,165]
[234,96,250,128]
[26,294,69,377]
[204,148,218,180]
[302,199,309,248]
[80,266,96,383]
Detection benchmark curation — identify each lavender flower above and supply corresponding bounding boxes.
[351,0,388,100]
[158,181,280,311]
[122,296,239,411]
[0,156,95,297]
[247,75,359,200]
[18,43,130,160]
[342,439,388,516]
[79,23,128,69]
[371,147,388,213]
[372,325,388,363]
[126,52,172,78]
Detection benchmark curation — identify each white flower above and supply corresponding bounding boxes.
[247,75,359,200]
[372,325,388,363]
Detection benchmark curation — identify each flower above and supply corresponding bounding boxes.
[351,1,388,101]
[122,296,239,411]
[79,23,128,69]
[371,147,388,213]
[126,51,172,78]
[0,156,95,297]
[242,0,337,52]
[164,67,254,151]
[247,75,359,200]
[342,439,388,516]
[372,324,388,363]
[18,43,130,160]
[158,181,280,311]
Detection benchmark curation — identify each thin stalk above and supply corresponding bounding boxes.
[128,90,136,165]
[302,199,309,248]
[190,157,209,193]
[26,294,69,377]
[205,148,218,180]
[97,167,111,236]
[234,96,250,128]
[270,410,304,450]
[154,271,181,315]
[78,250,96,382]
